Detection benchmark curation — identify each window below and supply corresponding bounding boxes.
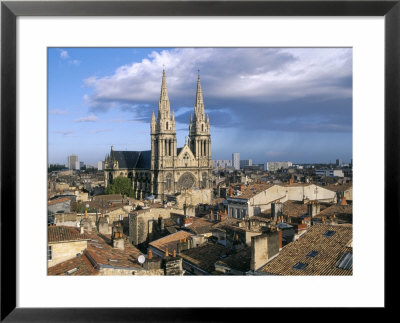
[293,262,308,270]
[323,230,336,237]
[47,245,52,260]
[306,251,318,258]
[335,252,353,270]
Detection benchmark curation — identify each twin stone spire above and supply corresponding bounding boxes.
[151,69,210,142]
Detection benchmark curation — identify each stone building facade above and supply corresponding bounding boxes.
[104,70,213,200]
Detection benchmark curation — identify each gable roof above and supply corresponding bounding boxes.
[149,230,193,254]
[177,144,195,160]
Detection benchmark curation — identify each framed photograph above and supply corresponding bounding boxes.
[1,0,397,320]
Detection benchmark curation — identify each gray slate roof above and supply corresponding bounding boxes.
[111,150,151,169]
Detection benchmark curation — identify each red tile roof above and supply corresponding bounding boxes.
[47,253,98,276]
[229,183,274,200]
[258,224,353,275]
[48,226,91,243]
[149,231,193,254]
[180,243,228,273]
[85,232,142,269]
[48,197,71,206]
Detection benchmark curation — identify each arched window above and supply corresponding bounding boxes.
[166,122,169,130]
[202,124,204,132]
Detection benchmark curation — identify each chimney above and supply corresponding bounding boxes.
[277,228,282,249]
[307,202,320,217]
[158,216,164,231]
[112,224,124,250]
[148,249,153,260]
[340,197,348,205]
[250,231,280,271]
[271,202,282,222]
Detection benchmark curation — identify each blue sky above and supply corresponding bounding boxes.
[48,47,352,165]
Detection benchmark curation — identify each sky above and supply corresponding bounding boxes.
[48,47,352,165]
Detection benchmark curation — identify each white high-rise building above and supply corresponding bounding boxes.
[67,155,78,170]
[213,160,232,169]
[97,161,104,171]
[232,153,240,170]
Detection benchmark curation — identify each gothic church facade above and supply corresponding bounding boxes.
[104,70,212,200]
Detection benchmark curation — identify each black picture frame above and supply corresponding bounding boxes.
[1,0,397,321]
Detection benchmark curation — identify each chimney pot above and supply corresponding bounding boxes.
[148,249,153,260]
[165,249,169,257]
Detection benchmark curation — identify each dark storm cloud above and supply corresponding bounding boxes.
[83,48,352,134]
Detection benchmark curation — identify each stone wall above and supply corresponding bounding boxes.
[129,207,184,245]
[175,188,212,209]
[54,213,79,227]
[48,240,88,267]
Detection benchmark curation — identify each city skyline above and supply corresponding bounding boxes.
[48,47,352,165]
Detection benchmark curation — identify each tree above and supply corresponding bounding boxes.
[105,176,134,197]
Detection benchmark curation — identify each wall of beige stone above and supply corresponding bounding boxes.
[48,240,88,267]
[133,269,164,276]
[99,267,134,275]
[344,187,353,200]
[175,188,212,209]
[129,207,184,245]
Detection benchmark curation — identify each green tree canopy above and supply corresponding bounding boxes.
[105,176,134,197]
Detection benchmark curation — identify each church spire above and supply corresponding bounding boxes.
[194,73,205,120]
[158,68,171,120]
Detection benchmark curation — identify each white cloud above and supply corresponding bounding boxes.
[75,115,98,123]
[84,48,352,114]
[60,50,69,59]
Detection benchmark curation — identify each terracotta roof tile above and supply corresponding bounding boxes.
[229,183,274,200]
[85,232,142,269]
[258,224,353,275]
[48,226,91,243]
[215,247,252,273]
[48,197,71,206]
[149,231,193,254]
[180,243,229,273]
[48,253,98,276]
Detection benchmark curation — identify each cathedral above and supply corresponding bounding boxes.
[104,70,213,200]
